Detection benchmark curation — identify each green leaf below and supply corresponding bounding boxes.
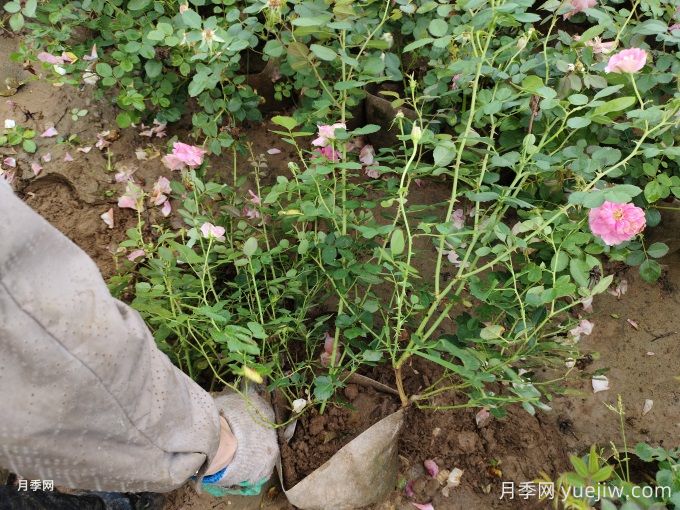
[567,117,591,129]
[390,228,405,256]
[271,115,298,130]
[428,19,448,37]
[9,12,23,31]
[433,144,456,167]
[22,139,37,153]
[128,0,151,10]
[351,124,380,135]
[639,259,661,283]
[116,112,132,128]
[310,44,337,62]
[4,2,20,13]
[551,251,569,272]
[647,242,669,259]
[403,38,434,52]
[593,96,636,116]
[96,62,113,77]
[144,60,163,78]
[22,0,37,17]
[181,8,202,29]
[243,237,258,257]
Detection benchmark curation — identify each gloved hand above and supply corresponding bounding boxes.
[201,391,278,497]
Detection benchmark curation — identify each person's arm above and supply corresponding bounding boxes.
[0,181,221,492]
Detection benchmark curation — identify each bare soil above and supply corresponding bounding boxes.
[2,34,679,510]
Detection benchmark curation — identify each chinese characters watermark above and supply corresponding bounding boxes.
[17,479,54,491]
[500,481,671,502]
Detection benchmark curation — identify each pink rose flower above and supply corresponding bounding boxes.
[564,0,596,19]
[312,122,346,147]
[200,222,225,241]
[604,48,647,74]
[162,142,206,170]
[588,201,645,245]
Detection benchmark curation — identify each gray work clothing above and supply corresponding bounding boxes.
[0,180,221,492]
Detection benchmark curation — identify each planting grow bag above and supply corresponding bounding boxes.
[277,408,404,510]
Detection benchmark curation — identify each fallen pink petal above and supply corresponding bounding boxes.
[3,157,16,168]
[411,503,435,510]
[37,52,64,65]
[77,146,92,153]
[41,153,52,163]
[267,148,282,155]
[64,152,74,162]
[592,375,610,393]
[127,249,146,262]
[424,459,439,478]
[161,200,172,217]
[100,208,114,229]
[41,127,58,138]
[247,189,261,205]
[31,162,43,176]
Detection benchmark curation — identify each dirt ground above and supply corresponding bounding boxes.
[2,34,679,509]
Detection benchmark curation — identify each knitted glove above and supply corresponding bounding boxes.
[202,391,278,497]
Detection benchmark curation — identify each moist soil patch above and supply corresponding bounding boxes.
[280,383,401,489]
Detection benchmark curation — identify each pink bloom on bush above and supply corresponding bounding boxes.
[150,176,171,206]
[243,206,261,220]
[161,200,172,217]
[450,73,463,90]
[588,201,645,245]
[670,23,680,32]
[162,142,206,170]
[564,0,596,19]
[247,189,261,205]
[317,145,341,162]
[200,222,225,241]
[359,144,375,166]
[451,208,465,229]
[117,182,144,212]
[586,37,616,55]
[604,48,647,73]
[312,122,346,147]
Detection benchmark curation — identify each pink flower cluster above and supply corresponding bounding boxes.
[162,142,206,170]
[588,201,646,246]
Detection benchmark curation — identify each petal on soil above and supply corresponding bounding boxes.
[267,148,282,154]
[592,376,610,393]
[100,208,114,229]
[424,459,439,477]
[41,127,58,138]
[642,399,653,416]
[412,504,434,510]
[31,162,42,176]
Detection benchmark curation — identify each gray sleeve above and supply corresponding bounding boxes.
[0,181,220,493]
